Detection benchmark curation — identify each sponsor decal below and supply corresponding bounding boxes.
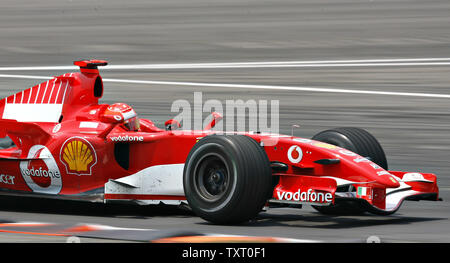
[20,145,62,194]
[293,138,312,144]
[276,189,333,203]
[339,149,357,156]
[375,171,398,183]
[79,122,99,129]
[389,177,398,184]
[52,123,61,133]
[110,135,144,142]
[269,134,291,138]
[0,174,15,185]
[312,142,337,149]
[377,171,392,176]
[287,145,303,163]
[370,163,381,169]
[402,173,424,181]
[354,157,371,163]
[60,137,97,176]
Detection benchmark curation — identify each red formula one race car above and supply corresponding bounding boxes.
[0,60,440,224]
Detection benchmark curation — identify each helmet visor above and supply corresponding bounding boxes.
[124,117,140,131]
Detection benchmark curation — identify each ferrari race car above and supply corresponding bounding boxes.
[0,60,440,224]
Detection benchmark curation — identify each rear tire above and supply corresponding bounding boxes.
[183,135,272,224]
[311,127,388,215]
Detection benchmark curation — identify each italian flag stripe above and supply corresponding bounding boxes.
[358,187,367,196]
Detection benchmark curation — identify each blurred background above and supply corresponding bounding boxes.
[0,0,449,242]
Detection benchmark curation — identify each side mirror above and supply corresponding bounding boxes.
[165,119,181,131]
[98,111,124,138]
[204,112,223,130]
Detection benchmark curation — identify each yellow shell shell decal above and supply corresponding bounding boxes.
[60,137,97,175]
[312,142,337,149]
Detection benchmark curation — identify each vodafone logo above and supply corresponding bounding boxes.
[20,145,62,194]
[287,145,303,163]
[110,135,144,142]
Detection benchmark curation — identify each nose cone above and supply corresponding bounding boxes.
[381,175,401,188]
[368,169,400,188]
[342,158,401,189]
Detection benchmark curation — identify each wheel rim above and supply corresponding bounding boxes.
[193,153,230,202]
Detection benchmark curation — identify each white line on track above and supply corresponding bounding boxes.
[1,73,449,99]
[103,78,450,98]
[0,74,52,80]
[100,61,450,69]
[0,58,450,71]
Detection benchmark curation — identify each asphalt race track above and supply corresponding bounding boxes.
[0,0,449,242]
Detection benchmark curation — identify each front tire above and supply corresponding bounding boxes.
[312,127,387,170]
[183,135,272,224]
[311,127,389,215]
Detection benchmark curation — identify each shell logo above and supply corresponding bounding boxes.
[60,137,97,176]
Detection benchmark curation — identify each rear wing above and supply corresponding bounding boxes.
[0,59,107,123]
[0,76,71,123]
[74,59,108,74]
[0,59,108,151]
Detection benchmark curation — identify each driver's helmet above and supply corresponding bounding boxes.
[104,103,140,131]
